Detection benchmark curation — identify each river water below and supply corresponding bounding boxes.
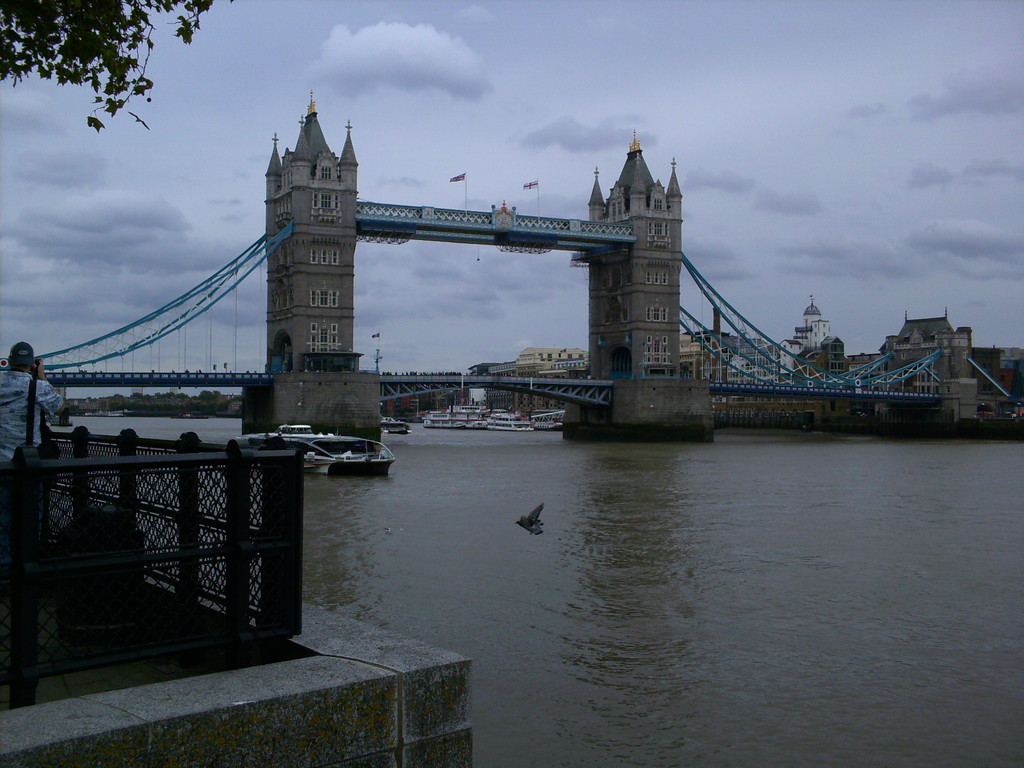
[73,417,1024,767]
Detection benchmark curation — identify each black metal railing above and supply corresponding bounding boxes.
[0,428,303,707]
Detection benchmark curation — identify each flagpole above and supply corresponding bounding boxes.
[523,180,540,215]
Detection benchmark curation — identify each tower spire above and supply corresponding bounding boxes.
[667,157,681,200]
[308,90,316,115]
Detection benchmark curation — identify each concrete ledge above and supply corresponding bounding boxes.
[296,605,471,745]
[0,607,471,767]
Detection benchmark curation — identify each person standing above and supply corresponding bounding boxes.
[1,341,64,569]
[0,342,64,461]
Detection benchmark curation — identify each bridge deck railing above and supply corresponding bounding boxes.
[0,428,303,708]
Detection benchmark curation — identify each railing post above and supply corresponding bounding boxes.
[9,446,43,708]
[174,432,203,660]
[224,440,255,669]
[116,428,139,512]
[70,426,91,518]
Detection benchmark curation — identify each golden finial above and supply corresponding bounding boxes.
[629,130,641,153]
[308,90,316,115]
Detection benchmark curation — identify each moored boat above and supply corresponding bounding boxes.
[422,405,489,429]
[486,411,534,431]
[240,424,396,475]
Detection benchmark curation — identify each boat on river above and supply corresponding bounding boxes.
[381,417,410,434]
[422,405,490,429]
[240,424,396,475]
[486,411,534,431]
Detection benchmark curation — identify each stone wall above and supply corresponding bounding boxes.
[564,378,713,441]
[0,606,471,767]
[243,372,381,438]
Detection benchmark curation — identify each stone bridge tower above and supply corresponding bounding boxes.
[264,94,359,374]
[566,134,713,441]
[246,96,378,438]
[586,134,683,379]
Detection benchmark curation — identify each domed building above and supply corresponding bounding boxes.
[782,296,847,378]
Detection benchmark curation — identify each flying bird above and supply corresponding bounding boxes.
[516,503,544,535]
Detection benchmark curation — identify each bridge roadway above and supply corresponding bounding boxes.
[355,200,636,255]
[46,371,942,405]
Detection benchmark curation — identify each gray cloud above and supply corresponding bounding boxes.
[16,150,106,187]
[684,169,755,195]
[0,88,64,134]
[906,219,1024,268]
[378,176,427,189]
[521,117,651,153]
[754,190,823,216]
[962,158,1024,184]
[8,191,191,263]
[454,5,495,23]
[908,163,955,189]
[681,240,754,283]
[309,22,491,100]
[779,240,917,280]
[847,103,891,119]
[908,60,1024,120]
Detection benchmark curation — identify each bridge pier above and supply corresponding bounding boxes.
[243,372,381,438]
[563,379,713,442]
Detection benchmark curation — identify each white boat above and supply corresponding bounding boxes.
[422,405,490,429]
[381,417,410,434]
[240,424,396,475]
[486,411,534,431]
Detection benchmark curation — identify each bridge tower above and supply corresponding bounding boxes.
[566,135,713,441]
[264,94,359,373]
[586,133,684,380]
[245,96,378,436]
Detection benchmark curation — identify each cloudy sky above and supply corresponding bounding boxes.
[1,0,1022,378]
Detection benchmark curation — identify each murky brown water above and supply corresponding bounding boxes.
[80,418,1024,767]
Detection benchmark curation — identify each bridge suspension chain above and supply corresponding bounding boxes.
[42,223,294,370]
[678,250,940,388]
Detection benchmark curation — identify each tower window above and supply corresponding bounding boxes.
[645,270,669,285]
[646,305,669,322]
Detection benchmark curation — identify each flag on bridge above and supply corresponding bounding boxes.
[371,332,380,338]
[450,173,466,182]
[523,180,539,189]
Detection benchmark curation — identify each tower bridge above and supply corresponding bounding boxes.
[252,98,710,440]
[30,95,978,440]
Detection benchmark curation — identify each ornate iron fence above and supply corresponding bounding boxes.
[0,428,303,708]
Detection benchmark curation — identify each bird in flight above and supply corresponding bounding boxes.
[516,503,544,535]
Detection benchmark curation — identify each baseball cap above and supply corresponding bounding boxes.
[9,341,35,366]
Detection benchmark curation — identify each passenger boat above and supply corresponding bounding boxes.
[422,405,490,429]
[486,411,534,431]
[381,417,410,434]
[240,424,396,475]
